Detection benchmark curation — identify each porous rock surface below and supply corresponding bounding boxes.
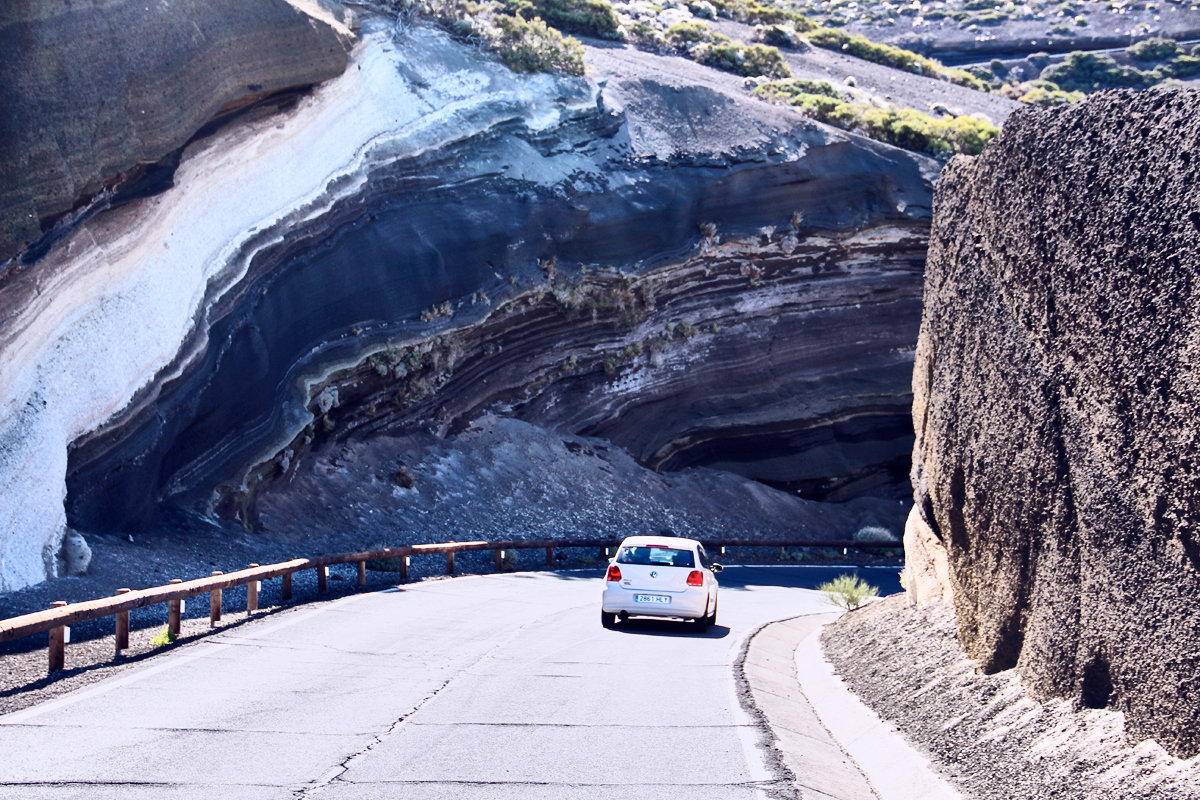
[913,87,1200,756]
[0,0,349,263]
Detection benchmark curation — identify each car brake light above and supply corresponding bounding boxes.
[607,565,622,581]
[687,570,704,586]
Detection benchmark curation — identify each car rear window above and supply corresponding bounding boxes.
[616,546,695,568]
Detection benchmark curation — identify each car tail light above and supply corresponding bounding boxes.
[687,570,704,586]
[607,565,622,582]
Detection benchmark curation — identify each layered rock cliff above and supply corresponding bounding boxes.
[0,0,350,264]
[0,9,934,591]
[912,87,1200,756]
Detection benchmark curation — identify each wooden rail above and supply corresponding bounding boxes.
[0,537,898,674]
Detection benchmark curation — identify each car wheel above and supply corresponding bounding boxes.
[695,602,711,632]
[707,598,718,627]
[601,611,617,629]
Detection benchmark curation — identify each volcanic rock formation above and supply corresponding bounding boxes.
[0,0,350,263]
[0,9,934,591]
[911,87,1200,756]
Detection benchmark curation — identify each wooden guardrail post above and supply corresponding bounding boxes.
[494,549,504,572]
[546,546,554,567]
[114,588,131,654]
[210,571,223,624]
[317,565,328,593]
[446,551,455,575]
[48,601,67,672]
[246,565,259,614]
[400,555,409,581]
[282,570,293,602]
[357,560,367,586]
[168,579,183,637]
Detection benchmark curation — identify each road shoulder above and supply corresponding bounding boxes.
[742,612,962,800]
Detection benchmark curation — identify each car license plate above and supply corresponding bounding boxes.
[634,594,671,605]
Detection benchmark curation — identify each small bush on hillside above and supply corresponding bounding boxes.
[818,574,879,611]
[1040,51,1147,91]
[1129,36,1180,62]
[853,526,897,544]
[1001,79,1083,106]
[666,21,790,78]
[529,0,621,38]
[666,20,713,44]
[1165,54,1200,78]
[493,14,587,75]
[755,80,999,157]
[805,28,989,91]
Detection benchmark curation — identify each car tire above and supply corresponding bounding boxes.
[695,602,710,632]
[707,599,718,627]
[601,611,617,629]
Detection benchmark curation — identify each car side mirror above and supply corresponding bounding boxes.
[711,563,723,573]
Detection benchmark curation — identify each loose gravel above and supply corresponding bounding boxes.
[821,595,1200,800]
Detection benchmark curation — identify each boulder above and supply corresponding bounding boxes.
[58,530,92,576]
[914,87,1200,756]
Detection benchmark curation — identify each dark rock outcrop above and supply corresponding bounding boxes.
[0,0,349,264]
[913,88,1200,756]
[59,29,933,540]
[0,17,931,590]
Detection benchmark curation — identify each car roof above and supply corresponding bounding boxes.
[617,536,700,549]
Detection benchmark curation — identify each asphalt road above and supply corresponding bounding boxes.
[0,565,900,799]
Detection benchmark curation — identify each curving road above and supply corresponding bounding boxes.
[0,566,899,799]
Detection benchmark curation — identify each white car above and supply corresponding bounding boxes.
[601,535,722,630]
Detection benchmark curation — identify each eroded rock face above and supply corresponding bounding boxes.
[58,25,934,542]
[0,16,933,590]
[0,0,349,263]
[914,87,1200,756]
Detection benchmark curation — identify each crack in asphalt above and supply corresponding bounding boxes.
[290,599,594,798]
[290,677,453,799]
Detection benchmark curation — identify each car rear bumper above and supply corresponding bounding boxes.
[602,585,710,619]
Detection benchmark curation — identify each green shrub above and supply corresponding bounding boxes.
[1128,36,1181,62]
[151,627,178,646]
[1009,81,1084,106]
[666,20,713,44]
[493,14,587,75]
[755,80,999,157]
[1041,51,1147,91]
[818,573,879,611]
[806,27,989,91]
[530,0,621,38]
[759,77,842,99]
[667,22,790,78]
[1165,54,1200,78]
[740,43,792,77]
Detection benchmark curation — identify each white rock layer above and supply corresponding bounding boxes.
[0,24,592,591]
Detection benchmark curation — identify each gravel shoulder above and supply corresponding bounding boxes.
[821,595,1200,800]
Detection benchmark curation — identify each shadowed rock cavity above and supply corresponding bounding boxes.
[62,33,934,541]
[912,87,1200,757]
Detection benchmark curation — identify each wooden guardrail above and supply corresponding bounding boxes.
[0,537,898,674]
